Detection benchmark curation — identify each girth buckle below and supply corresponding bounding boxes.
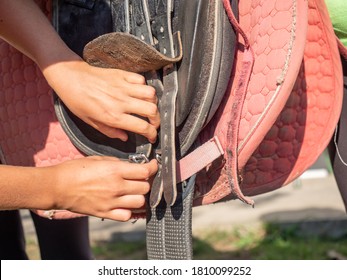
[128,153,149,164]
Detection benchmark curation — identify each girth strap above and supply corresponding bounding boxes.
[148,0,180,207]
[146,175,195,259]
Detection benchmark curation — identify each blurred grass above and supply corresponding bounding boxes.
[26,222,347,260]
[92,223,347,260]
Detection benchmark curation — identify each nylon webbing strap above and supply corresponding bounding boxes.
[146,178,194,260]
[146,200,166,259]
[146,137,224,259]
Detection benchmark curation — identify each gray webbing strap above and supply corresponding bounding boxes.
[146,199,166,259]
[146,177,194,260]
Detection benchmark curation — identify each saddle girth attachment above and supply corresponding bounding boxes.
[52,0,237,259]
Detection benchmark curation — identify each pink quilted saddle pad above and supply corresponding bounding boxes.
[195,0,343,206]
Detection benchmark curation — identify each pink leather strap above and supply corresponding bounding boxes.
[176,136,224,183]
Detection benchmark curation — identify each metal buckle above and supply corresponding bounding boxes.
[128,153,149,164]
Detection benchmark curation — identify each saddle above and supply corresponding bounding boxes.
[0,0,343,259]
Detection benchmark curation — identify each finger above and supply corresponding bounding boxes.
[87,155,122,162]
[95,125,128,141]
[117,180,151,196]
[117,159,158,180]
[112,194,146,209]
[144,159,159,177]
[127,84,157,104]
[116,114,158,143]
[103,208,133,222]
[125,100,160,129]
[122,71,146,85]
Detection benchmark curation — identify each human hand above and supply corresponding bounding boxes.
[44,59,160,143]
[48,156,158,221]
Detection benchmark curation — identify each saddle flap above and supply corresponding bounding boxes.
[51,0,236,166]
[176,0,237,156]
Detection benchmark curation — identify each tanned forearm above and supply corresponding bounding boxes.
[0,0,80,69]
[0,165,57,211]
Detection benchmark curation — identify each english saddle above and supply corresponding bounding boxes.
[0,0,343,259]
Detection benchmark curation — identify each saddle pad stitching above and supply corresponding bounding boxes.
[238,0,298,152]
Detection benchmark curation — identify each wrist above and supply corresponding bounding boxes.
[35,166,63,210]
[41,56,85,97]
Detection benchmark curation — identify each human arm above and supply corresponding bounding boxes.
[0,0,160,142]
[0,157,158,221]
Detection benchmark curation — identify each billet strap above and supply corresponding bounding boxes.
[149,0,180,208]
